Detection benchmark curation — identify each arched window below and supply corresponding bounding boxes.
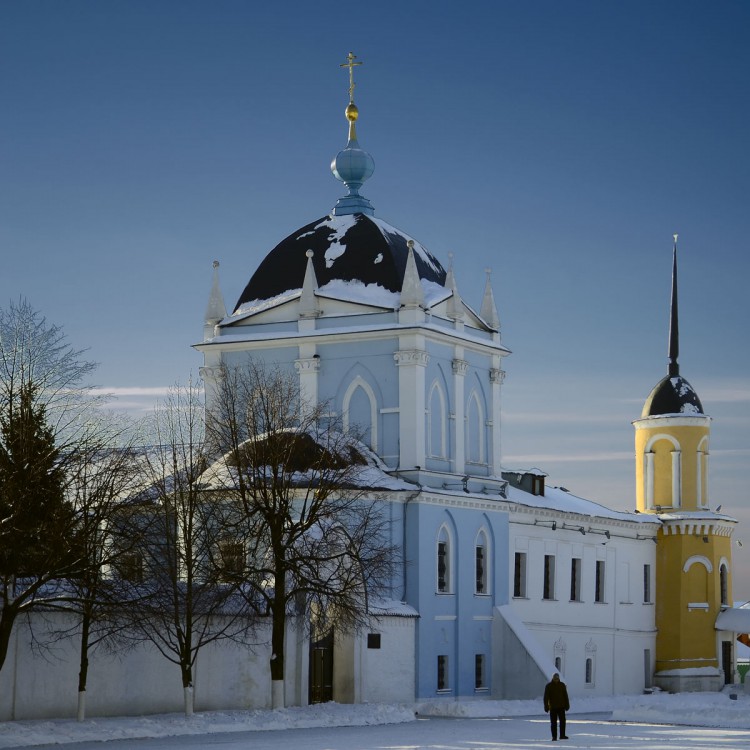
[644,434,681,509]
[720,563,729,607]
[585,639,597,687]
[475,529,489,594]
[428,381,447,459]
[437,525,453,594]
[342,376,378,451]
[683,555,711,605]
[465,390,485,464]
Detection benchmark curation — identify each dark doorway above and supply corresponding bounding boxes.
[309,631,334,703]
[722,640,733,685]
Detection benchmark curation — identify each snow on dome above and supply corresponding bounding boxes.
[641,374,705,417]
[231,213,446,316]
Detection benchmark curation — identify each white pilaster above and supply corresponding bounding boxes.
[452,355,467,474]
[394,344,428,470]
[489,365,505,475]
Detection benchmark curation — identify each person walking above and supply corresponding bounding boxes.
[543,672,570,740]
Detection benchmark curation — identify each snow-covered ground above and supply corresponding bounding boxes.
[1,688,749,749]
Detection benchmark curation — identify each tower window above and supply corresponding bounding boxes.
[643,564,652,604]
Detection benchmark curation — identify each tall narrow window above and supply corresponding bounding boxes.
[438,542,448,592]
[643,564,652,604]
[570,558,581,602]
[437,528,451,593]
[475,654,486,689]
[720,564,729,606]
[585,657,593,685]
[475,545,485,593]
[595,560,606,603]
[543,555,556,600]
[514,552,527,598]
[437,655,449,691]
[475,532,488,594]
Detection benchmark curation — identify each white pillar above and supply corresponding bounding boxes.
[645,452,655,509]
[671,450,682,508]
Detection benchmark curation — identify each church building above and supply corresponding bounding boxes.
[195,55,741,703]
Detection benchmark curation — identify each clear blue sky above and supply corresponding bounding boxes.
[2,2,749,596]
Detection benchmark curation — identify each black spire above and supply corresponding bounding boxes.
[668,234,679,377]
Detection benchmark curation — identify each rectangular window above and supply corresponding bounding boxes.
[514,552,527,597]
[475,545,486,594]
[437,655,449,691]
[643,564,651,604]
[437,541,449,592]
[367,633,381,649]
[117,552,143,583]
[570,557,581,601]
[595,560,606,603]
[475,654,486,689]
[219,540,245,581]
[543,554,556,600]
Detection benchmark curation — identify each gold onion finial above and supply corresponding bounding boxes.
[340,52,362,139]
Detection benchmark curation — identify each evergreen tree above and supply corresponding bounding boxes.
[0,382,73,576]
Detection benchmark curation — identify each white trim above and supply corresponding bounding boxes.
[683,555,713,574]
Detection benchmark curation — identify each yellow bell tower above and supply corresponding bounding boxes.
[633,238,737,692]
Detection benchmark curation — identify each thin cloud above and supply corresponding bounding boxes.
[505,451,633,464]
[90,387,176,398]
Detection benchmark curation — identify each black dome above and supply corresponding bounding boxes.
[641,375,704,417]
[233,213,446,314]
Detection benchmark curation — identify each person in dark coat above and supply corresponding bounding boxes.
[543,672,570,740]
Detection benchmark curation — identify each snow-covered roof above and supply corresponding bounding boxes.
[504,483,658,525]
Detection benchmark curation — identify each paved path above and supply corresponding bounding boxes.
[17,714,750,750]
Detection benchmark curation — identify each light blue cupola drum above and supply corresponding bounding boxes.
[331,53,375,216]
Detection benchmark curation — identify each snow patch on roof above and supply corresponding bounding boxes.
[370,216,443,275]
[231,289,302,319]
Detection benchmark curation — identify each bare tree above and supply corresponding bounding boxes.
[0,300,102,673]
[63,423,144,721]
[120,381,257,716]
[204,361,398,708]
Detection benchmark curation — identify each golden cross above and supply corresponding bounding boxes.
[340,52,362,103]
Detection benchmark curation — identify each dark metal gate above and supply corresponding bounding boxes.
[309,631,334,703]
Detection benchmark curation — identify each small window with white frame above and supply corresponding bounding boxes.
[514,551,527,598]
[437,654,449,691]
[437,527,452,593]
